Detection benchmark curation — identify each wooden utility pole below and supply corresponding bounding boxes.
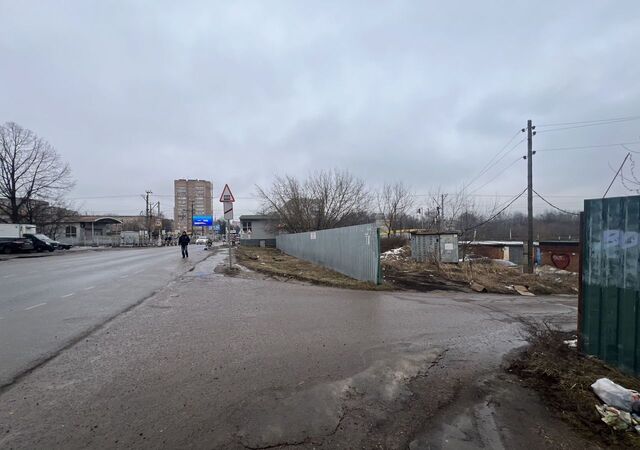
[441,194,446,231]
[526,120,535,273]
[145,190,152,242]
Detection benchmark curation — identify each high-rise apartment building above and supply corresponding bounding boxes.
[174,179,213,232]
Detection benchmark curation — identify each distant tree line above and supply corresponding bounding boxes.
[256,170,580,241]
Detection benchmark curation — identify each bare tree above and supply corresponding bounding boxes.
[256,169,371,233]
[22,196,77,238]
[377,182,414,237]
[0,122,74,223]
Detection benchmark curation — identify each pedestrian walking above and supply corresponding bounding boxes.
[178,231,190,258]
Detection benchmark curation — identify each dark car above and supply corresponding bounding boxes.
[0,237,34,254]
[23,233,57,252]
[51,239,72,250]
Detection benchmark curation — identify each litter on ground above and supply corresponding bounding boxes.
[592,378,640,434]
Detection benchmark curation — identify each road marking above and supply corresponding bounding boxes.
[84,286,95,291]
[120,275,129,279]
[2,274,15,278]
[61,293,74,298]
[25,302,47,311]
[134,270,143,275]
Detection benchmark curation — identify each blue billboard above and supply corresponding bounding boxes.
[192,215,213,226]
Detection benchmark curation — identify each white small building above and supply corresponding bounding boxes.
[239,215,279,247]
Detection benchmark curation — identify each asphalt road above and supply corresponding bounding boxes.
[0,245,211,387]
[0,252,588,449]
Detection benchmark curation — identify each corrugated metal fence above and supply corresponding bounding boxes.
[276,223,381,284]
[581,195,640,375]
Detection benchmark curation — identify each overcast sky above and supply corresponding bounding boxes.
[2,1,639,219]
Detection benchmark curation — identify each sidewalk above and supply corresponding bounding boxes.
[0,250,595,449]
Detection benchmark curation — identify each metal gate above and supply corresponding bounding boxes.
[580,195,640,375]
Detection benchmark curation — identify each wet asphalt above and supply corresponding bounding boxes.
[0,245,211,387]
[0,249,584,449]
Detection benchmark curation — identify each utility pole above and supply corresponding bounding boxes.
[441,194,446,231]
[525,120,536,273]
[145,190,152,243]
[157,201,161,242]
[191,201,194,235]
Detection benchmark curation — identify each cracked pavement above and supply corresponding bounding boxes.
[0,249,591,449]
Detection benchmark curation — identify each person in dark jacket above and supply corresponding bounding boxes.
[178,231,190,258]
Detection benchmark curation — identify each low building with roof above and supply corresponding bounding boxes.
[55,215,123,246]
[239,215,279,247]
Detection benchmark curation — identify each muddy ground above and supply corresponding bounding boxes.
[0,249,594,449]
[235,246,387,290]
[237,245,578,296]
[509,324,640,448]
[382,246,578,295]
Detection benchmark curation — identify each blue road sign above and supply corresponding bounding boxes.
[213,224,221,232]
[192,215,213,226]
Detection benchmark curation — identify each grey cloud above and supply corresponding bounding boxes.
[1,0,639,217]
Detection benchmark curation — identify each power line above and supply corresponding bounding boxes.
[464,187,528,232]
[603,152,632,198]
[468,155,523,194]
[463,130,523,190]
[533,189,580,216]
[68,193,260,200]
[537,141,640,152]
[536,118,640,134]
[68,194,142,200]
[536,115,640,127]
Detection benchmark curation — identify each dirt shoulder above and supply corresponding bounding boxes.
[236,245,578,296]
[508,325,640,448]
[235,246,390,291]
[382,246,578,295]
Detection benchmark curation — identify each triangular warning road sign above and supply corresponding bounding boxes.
[219,184,235,202]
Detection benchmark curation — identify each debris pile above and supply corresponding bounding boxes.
[509,322,640,447]
[380,246,411,261]
[592,378,640,433]
[380,245,578,295]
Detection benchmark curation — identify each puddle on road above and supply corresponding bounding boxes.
[229,342,443,449]
[185,246,229,278]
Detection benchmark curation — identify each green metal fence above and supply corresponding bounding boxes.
[581,195,640,375]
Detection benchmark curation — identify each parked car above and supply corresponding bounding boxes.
[51,240,73,250]
[195,236,209,245]
[23,233,58,252]
[0,237,34,254]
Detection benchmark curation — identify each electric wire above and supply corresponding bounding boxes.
[468,155,523,195]
[536,115,640,127]
[536,118,640,134]
[537,141,640,152]
[533,189,580,216]
[463,130,523,190]
[464,187,528,231]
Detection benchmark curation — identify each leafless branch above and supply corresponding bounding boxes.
[0,122,75,224]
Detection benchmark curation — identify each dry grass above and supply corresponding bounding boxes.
[235,246,389,291]
[381,247,578,295]
[509,322,640,448]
